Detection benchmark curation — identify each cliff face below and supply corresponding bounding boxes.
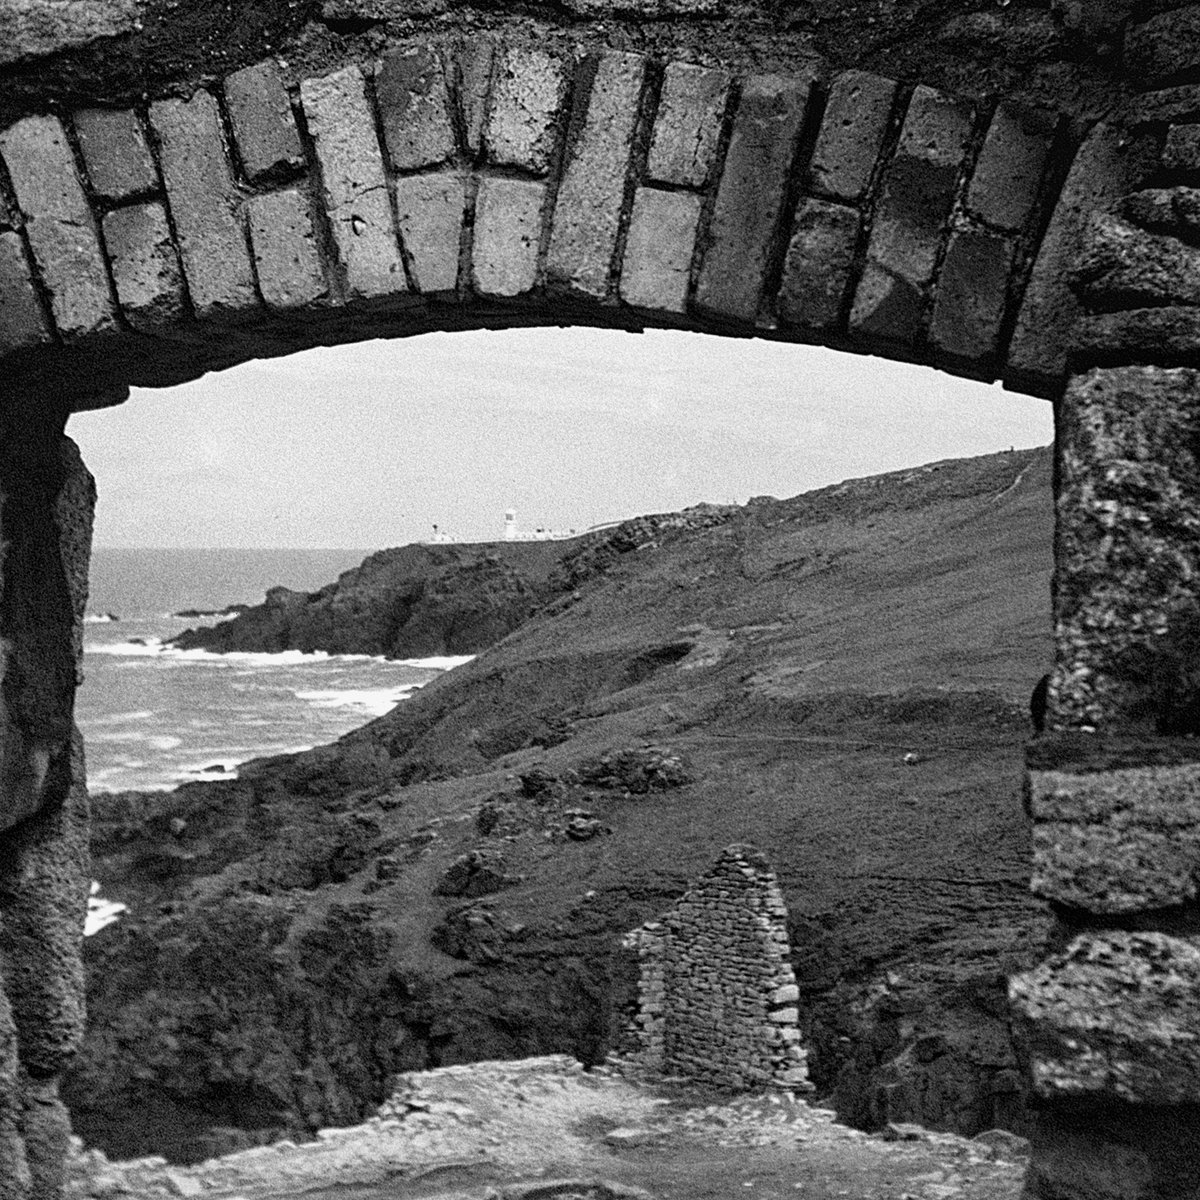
[168,542,570,658]
[70,448,1054,1165]
[169,511,738,659]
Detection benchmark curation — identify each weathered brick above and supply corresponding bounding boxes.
[151,91,257,318]
[247,188,327,309]
[0,230,50,351]
[777,198,859,331]
[376,47,456,171]
[848,86,972,348]
[1128,82,1200,126]
[300,66,408,301]
[807,70,897,205]
[74,108,157,201]
[0,114,115,339]
[1052,366,1200,731]
[458,37,495,157]
[966,102,1056,232]
[471,176,543,296]
[1163,122,1200,172]
[1073,306,1200,364]
[102,201,184,329]
[1028,764,1200,913]
[394,172,465,293]
[1007,123,1159,398]
[619,186,701,312]
[223,60,304,183]
[1126,7,1200,87]
[694,74,812,324]
[484,47,567,174]
[1072,212,1200,309]
[546,52,646,298]
[1010,931,1200,1104]
[929,229,1014,376]
[647,62,730,188]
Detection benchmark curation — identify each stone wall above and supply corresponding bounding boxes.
[619,845,809,1092]
[0,427,95,1200]
[1002,8,1200,1196]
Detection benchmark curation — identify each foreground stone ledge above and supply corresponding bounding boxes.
[1010,930,1200,1104]
[1029,764,1200,912]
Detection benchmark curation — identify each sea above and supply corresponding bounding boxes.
[79,548,474,934]
[80,547,472,794]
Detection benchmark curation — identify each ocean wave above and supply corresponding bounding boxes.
[295,686,423,716]
[84,612,120,624]
[87,638,376,665]
[392,655,476,670]
[84,710,155,726]
[85,641,476,672]
[85,881,127,937]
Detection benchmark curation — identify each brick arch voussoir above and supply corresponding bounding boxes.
[0,37,1078,416]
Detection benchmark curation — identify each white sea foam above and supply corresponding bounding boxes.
[393,655,476,671]
[85,881,127,937]
[295,685,424,716]
[86,638,382,666]
[83,612,120,624]
[86,710,155,726]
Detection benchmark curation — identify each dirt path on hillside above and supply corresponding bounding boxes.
[70,1057,1026,1200]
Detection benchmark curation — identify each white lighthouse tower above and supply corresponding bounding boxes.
[504,509,518,541]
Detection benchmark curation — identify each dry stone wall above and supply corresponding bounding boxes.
[619,845,810,1092]
[0,36,1076,417]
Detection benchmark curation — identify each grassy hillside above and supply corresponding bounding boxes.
[70,446,1054,1163]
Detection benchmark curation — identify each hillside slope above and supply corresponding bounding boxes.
[71,447,1054,1165]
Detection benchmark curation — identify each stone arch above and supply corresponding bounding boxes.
[2,3,1200,1198]
[0,38,1080,416]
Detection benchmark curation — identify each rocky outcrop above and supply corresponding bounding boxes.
[170,508,739,660]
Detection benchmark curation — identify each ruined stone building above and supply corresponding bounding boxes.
[619,845,810,1092]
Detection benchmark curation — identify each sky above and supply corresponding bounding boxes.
[68,326,1054,549]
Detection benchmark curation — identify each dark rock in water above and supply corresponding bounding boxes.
[172,604,250,619]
